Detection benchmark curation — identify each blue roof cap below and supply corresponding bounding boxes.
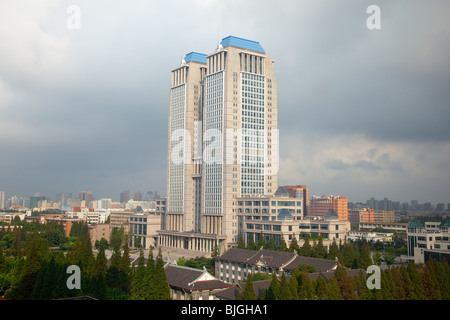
[220,36,265,53]
[184,52,207,64]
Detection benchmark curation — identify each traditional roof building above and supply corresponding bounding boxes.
[214,247,337,284]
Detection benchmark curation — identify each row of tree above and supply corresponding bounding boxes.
[242,258,450,300]
[237,233,378,270]
[0,222,171,300]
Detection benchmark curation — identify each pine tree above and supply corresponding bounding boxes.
[288,273,299,300]
[264,272,280,300]
[313,236,327,258]
[314,276,328,300]
[406,261,425,299]
[153,248,171,300]
[334,265,356,300]
[237,236,246,249]
[357,240,373,270]
[420,259,441,300]
[299,236,311,257]
[95,240,108,276]
[328,239,339,261]
[278,272,292,300]
[289,234,299,253]
[247,235,256,251]
[257,232,265,249]
[267,236,277,251]
[297,271,315,300]
[130,249,146,300]
[278,238,288,252]
[242,273,257,300]
[326,276,343,300]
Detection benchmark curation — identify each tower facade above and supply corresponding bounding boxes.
[160,36,278,252]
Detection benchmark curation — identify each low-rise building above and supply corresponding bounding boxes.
[407,220,450,264]
[346,230,393,243]
[214,247,337,284]
[359,221,408,233]
[129,212,163,249]
[164,263,233,300]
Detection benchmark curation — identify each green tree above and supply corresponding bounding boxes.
[314,276,328,300]
[313,236,327,258]
[264,272,280,300]
[327,239,339,261]
[247,234,256,251]
[153,248,171,300]
[326,276,343,300]
[289,234,299,253]
[299,236,311,257]
[242,273,257,300]
[130,249,146,300]
[267,236,277,251]
[297,271,315,300]
[237,236,246,249]
[278,238,288,252]
[257,232,265,249]
[406,261,425,299]
[358,240,373,270]
[278,272,293,300]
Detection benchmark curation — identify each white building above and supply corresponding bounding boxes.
[407,220,450,264]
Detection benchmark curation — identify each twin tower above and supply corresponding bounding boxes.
[159,36,278,253]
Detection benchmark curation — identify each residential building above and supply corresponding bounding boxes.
[348,208,374,227]
[309,195,348,221]
[160,36,278,253]
[120,190,130,203]
[373,210,395,223]
[89,223,111,246]
[407,220,450,264]
[78,189,93,206]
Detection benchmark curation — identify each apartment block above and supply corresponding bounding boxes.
[348,208,374,226]
[310,195,348,221]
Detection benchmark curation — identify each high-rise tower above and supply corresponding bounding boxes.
[160,36,278,253]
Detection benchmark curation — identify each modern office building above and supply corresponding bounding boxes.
[159,36,278,253]
[310,195,348,221]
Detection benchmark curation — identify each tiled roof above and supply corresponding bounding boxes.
[165,264,232,292]
[216,248,337,272]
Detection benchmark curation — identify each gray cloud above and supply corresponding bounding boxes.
[0,0,449,203]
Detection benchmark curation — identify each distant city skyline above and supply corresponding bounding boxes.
[1,1,449,206]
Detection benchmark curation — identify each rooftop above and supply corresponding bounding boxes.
[220,36,265,54]
[184,52,207,64]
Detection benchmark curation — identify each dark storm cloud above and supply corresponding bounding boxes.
[0,0,449,203]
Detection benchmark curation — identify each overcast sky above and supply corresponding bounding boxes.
[0,0,449,204]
